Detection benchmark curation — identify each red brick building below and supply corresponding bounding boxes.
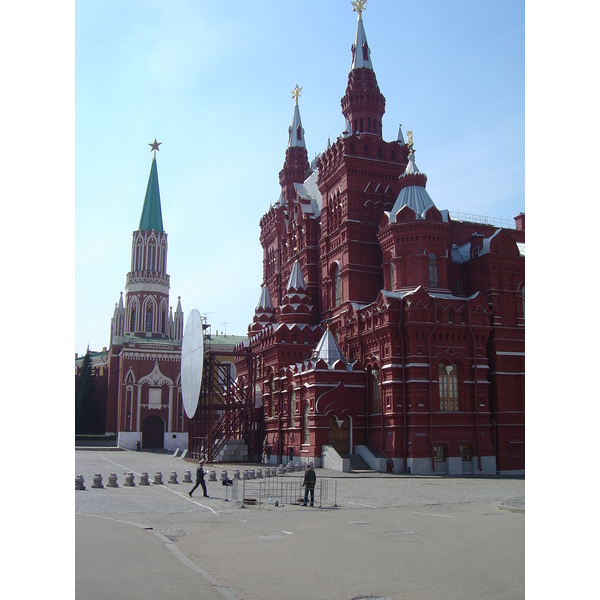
[235,6,524,474]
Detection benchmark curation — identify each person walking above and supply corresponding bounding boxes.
[302,463,316,507]
[189,460,208,497]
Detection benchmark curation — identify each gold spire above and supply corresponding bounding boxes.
[351,0,367,18]
[407,131,413,147]
[291,84,302,106]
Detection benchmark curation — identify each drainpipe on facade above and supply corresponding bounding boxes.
[427,301,439,473]
[467,303,482,471]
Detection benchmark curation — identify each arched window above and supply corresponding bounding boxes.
[389,261,395,291]
[370,368,381,414]
[148,243,156,271]
[129,305,137,332]
[439,363,458,411]
[303,405,310,444]
[146,309,153,332]
[428,253,438,287]
[334,264,341,306]
[270,375,275,416]
[136,242,143,271]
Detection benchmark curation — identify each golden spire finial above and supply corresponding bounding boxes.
[351,0,367,17]
[407,130,413,147]
[291,84,302,106]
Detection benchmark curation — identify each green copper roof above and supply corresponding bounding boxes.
[138,156,164,232]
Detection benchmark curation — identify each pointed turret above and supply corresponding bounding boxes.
[340,2,386,138]
[278,261,317,325]
[279,85,310,202]
[110,291,126,345]
[350,1,373,71]
[249,285,277,333]
[389,132,435,221]
[311,326,348,366]
[173,296,184,341]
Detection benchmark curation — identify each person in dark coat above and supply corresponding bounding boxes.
[189,461,208,497]
[302,463,316,506]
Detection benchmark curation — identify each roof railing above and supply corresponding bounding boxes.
[449,212,515,229]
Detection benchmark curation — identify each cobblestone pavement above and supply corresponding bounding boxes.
[75,449,525,515]
[76,449,525,600]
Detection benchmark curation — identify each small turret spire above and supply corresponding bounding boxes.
[288,85,306,149]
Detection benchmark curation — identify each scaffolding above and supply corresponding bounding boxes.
[188,344,260,463]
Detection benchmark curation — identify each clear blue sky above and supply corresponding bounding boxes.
[74,0,526,354]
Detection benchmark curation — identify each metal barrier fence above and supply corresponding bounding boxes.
[230,476,337,509]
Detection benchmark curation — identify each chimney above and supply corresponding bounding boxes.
[514,212,525,231]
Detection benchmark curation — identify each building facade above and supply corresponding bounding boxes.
[235,5,525,475]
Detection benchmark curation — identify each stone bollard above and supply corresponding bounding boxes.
[233,470,240,480]
[220,470,228,482]
[107,473,119,488]
[154,472,164,485]
[92,473,104,488]
[208,470,217,482]
[256,468,263,479]
[75,475,86,490]
[124,472,135,486]
[270,467,277,477]
[183,470,193,483]
[139,472,150,486]
[285,463,293,473]
[242,469,249,480]
[168,471,178,484]
[249,469,256,479]
[278,464,285,475]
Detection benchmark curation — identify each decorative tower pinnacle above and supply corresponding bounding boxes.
[341,2,385,137]
[124,144,173,338]
[279,87,310,199]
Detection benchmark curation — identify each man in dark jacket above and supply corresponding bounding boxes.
[302,464,316,506]
[189,461,208,497]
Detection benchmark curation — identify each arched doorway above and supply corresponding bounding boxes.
[328,415,350,454]
[142,415,165,449]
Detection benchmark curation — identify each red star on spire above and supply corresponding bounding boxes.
[149,139,162,154]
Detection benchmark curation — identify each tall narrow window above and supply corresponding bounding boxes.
[290,389,296,426]
[362,41,369,61]
[148,244,156,271]
[303,405,310,444]
[439,363,458,411]
[296,124,302,143]
[371,368,381,414]
[130,307,137,332]
[334,264,341,306]
[146,309,153,332]
[429,253,438,287]
[136,243,143,271]
[270,375,276,416]
[389,261,395,290]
